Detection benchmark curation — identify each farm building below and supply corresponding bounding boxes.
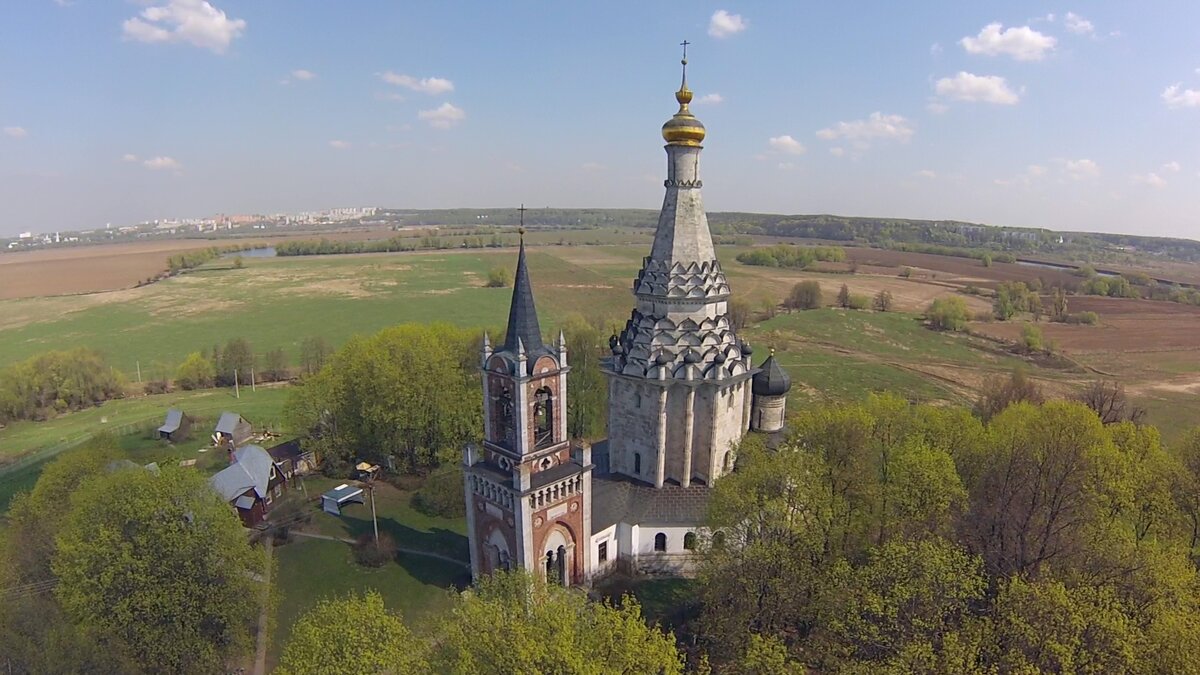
[266,438,317,482]
[209,445,287,527]
[157,408,193,441]
[321,483,365,516]
[214,412,252,448]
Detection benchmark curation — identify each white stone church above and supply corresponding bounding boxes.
[463,54,792,585]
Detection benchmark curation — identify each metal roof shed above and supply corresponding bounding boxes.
[321,483,365,515]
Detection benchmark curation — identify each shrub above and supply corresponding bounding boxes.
[786,281,823,311]
[900,267,913,278]
[485,267,510,288]
[927,297,970,331]
[1021,324,1044,352]
[143,380,171,395]
[175,352,215,390]
[847,294,870,310]
[413,465,466,518]
[872,289,894,312]
[353,531,397,568]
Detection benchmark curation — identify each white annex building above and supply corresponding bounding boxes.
[463,52,792,585]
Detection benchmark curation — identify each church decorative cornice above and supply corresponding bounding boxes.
[663,178,703,188]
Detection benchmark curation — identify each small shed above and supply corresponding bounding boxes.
[214,412,253,448]
[158,408,192,441]
[321,483,365,515]
[267,439,317,480]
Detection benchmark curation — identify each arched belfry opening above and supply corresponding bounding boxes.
[534,386,554,447]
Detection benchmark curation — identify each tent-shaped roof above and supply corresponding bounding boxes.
[215,412,246,435]
[209,445,275,502]
[321,483,365,515]
[752,353,792,396]
[158,408,184,434]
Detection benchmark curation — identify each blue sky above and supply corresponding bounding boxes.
[1,2,1198,239]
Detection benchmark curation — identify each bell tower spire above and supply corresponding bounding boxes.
[502,207,544,355]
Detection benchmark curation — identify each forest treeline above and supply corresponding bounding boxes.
[0,349,124,424]
[735,245,846,268]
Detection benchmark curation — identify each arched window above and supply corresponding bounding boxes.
[534,387,554,447]
[684,532,697,551]
[556,545,568,586]
[723,451,733,473]
[711,530,727,550]
[634,391,642,409]
[495,388,514,445]
[654,532,667,552]
[545,550,557,583]
[633,452,642,475]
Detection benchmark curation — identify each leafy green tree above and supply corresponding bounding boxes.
[262,346,289,382]
[175,351,215,390]
[812,537,987,670]
[562,314,607,439]
[959,401,1128,578]
[837,283,851,308]
[435,570,684,674]
[993,285,1016,320]
[52,467,265,673]
[925,297,969,331]
[728,297,752,330]
[973,369,1043,421]
[1171,427,1200,553]
[277,592,428,675]
[0,348,125,423]
[1020,323,1043,352]
[729,634,804,675]
[216,337,254,386]
[485,266,510,288]
[285,323,480,472]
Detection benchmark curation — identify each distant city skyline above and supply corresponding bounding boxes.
[1,2,1198,239]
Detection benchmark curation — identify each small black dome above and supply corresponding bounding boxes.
[752,353,791,396]
[714,351,727,363]
[683,350,700,364]
[656,352,671,365]
[742,341,754,356]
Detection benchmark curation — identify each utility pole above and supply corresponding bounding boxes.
[369,479,379,552]
[251,368,256,392]
[136,360,142,384]
[234,368,240,399]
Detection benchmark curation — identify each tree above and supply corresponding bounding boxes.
[1076,379,1145,425]
[786,281,822,311]
[215,337,254,387]
[981,253,993,267]
[562,315,607,439]
[872,289,893,312]
[485,266,510,288]
[993,285,1016,321]
[973,369,1043,421]
[837,283,851,309]
[175,351,215,390]
[52,467,265,673]
[926,297,970,331]
[299,336,331,376]
[262,347,289,382]
[285,323,480,473]
[1029,293,1044,322]
[958,401,1126,578]
[1051,287,1069,321]
[434,570,684,673]
[812,537,987,670]
[232,255,244,269]
[728,297,752,330]
[0,348,125,423]
[277,592,428,674]
[1020,323,1043,352]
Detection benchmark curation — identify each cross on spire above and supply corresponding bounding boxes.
[518,203,527,236]
[679,40,690,87]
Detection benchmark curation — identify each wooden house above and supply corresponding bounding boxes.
[157,408,193,442]
[214,412,253,448]
[208,445,287,528]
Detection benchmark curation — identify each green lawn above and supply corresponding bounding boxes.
[300,477,469,562]
[270,537,464,669]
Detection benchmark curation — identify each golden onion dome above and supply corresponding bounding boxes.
[662,55,706,146]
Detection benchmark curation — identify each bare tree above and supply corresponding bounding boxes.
[1076,379,1146,425]
[974,369,1045,421]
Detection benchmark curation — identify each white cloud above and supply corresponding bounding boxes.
[375,92,406,102]
[777,162,796,171]
[3,126,27,139]
[1064,12,1094,35]
[926,101,949,114]
[418,102,466,129]
[142,156,181,171]
[995,163,1048,186]
[816,112,914,149]
[708,10,748,38]
[930,43,943,56]
[1162,83,1200,109]
[121,153,139,162]
[694,93,724,105]
[121,0,246,54]
[935,72,1020,104]
[1027,164,1049,178]
[1163,161,1181,173]
[1132,173,1166,188]
[917,169,937,179]
[960,23,1056,61]
[328,140,350,149]
[829,147,845,157]
[379,72,454,95]
[767,135,806,155]
[291,69,316,81]
[1062,158,1100,179]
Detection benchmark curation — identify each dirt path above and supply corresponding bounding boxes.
[253,537,273,675]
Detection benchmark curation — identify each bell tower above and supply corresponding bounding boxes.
[463,216,593,586]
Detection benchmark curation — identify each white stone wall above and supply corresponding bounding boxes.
[589,525,618,578]
[752,394,787,433]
